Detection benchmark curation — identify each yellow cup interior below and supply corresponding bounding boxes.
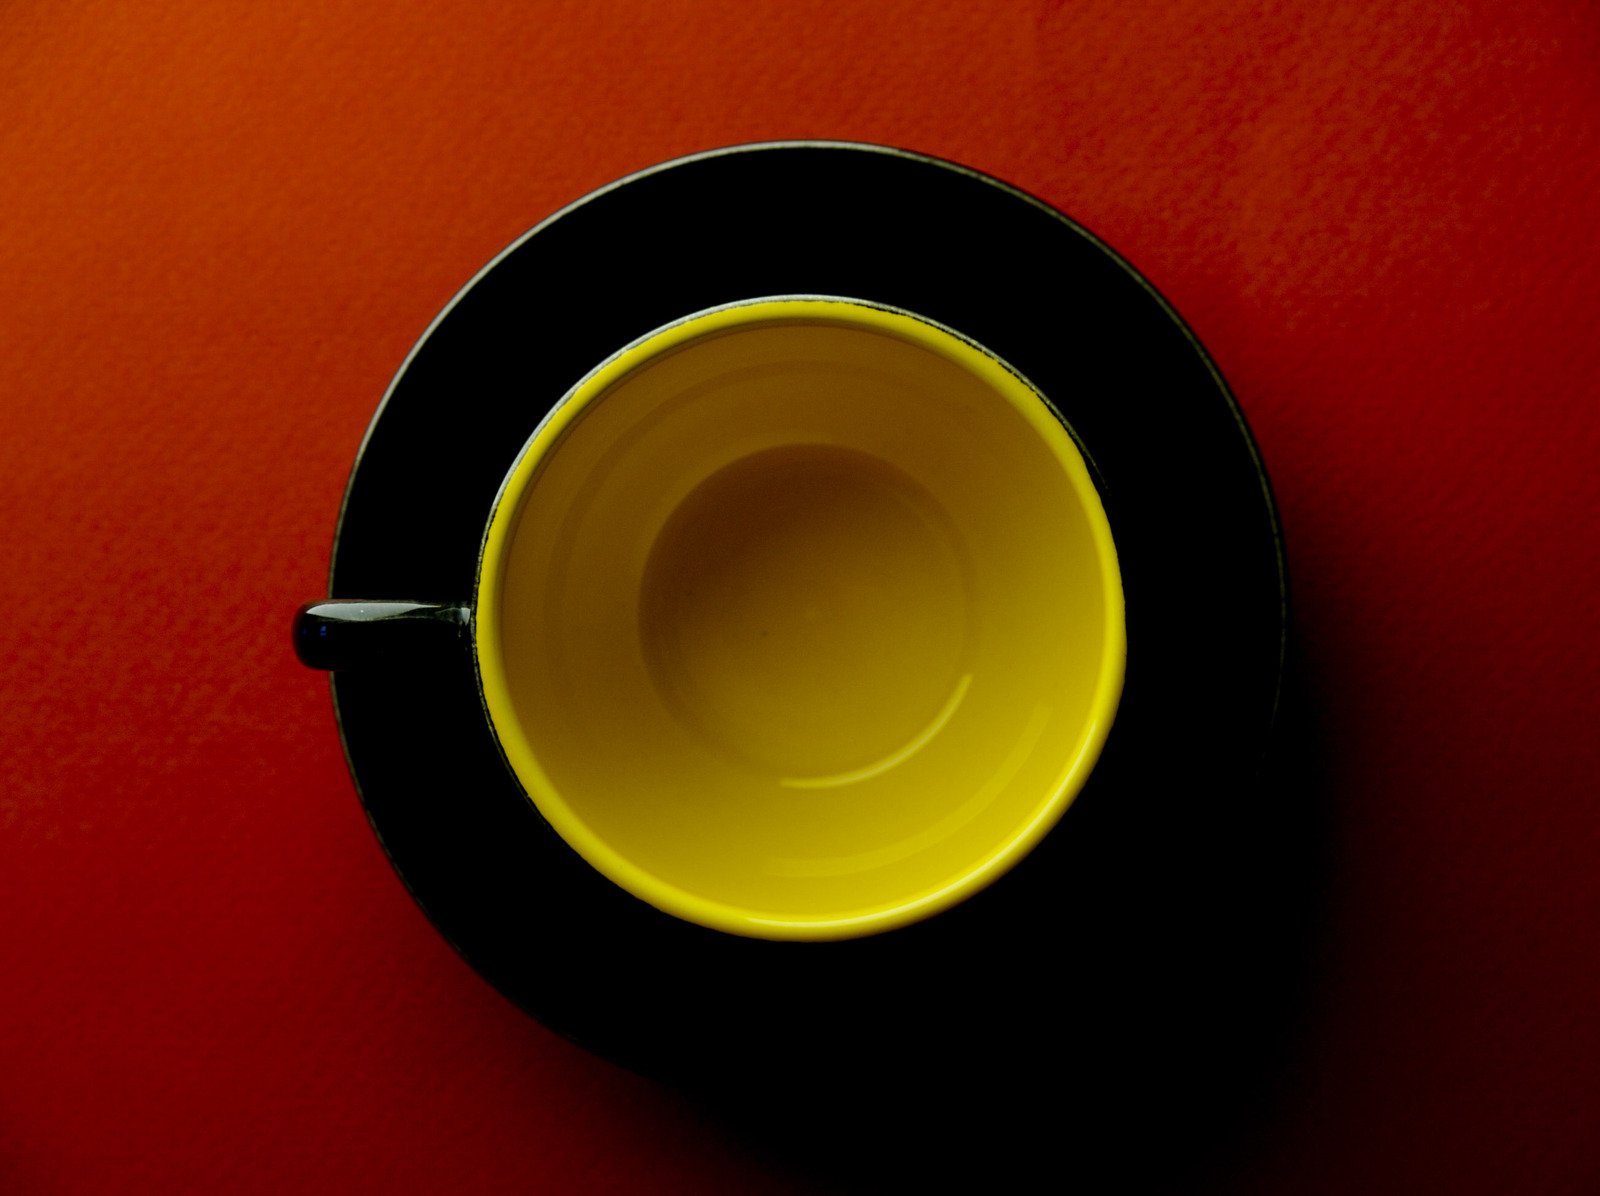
[476,298,1124,940]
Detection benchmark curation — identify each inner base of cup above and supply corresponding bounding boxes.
[639,442,970,782]
[477,300,1122,938]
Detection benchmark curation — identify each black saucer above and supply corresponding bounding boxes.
[324,143,1287,1102]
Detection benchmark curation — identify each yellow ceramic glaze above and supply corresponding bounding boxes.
[475,298,1124,940]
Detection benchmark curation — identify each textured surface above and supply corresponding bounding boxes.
[3,2,1598,1192]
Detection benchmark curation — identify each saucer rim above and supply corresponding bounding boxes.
[322,139,1290,1083]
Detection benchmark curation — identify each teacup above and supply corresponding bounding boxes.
[297,295,1123,940]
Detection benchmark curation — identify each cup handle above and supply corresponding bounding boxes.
[293,600,469,670]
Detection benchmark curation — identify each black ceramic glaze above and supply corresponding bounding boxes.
[298,145,1290,1150]
[293,600,466,670]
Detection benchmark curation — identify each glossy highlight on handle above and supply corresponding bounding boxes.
[293,600,468,670]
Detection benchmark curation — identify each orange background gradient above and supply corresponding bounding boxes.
[3,3,1598,1192]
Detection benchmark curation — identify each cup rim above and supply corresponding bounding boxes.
[471,294,1126,941]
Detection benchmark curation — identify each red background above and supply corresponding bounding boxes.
[4,3,1598,1191]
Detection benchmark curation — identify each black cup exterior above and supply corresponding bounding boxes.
[294,600,468,671]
